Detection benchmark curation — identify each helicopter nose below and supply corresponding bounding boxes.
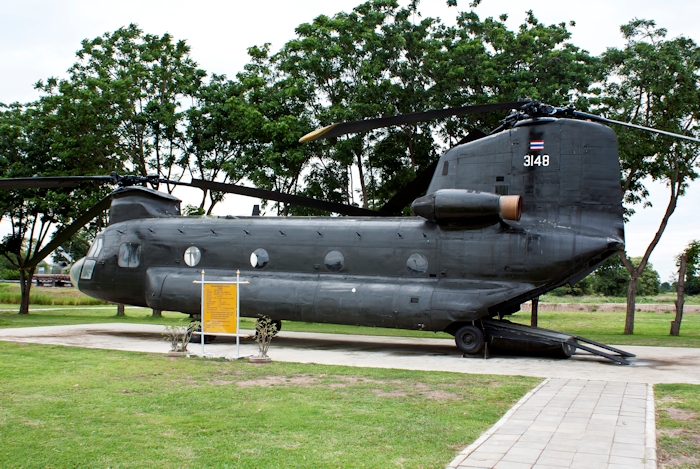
[70,258,85,288]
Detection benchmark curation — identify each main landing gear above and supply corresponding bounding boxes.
[454,324,485,355]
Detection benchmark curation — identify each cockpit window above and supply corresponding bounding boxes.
[80,260,96,279]
[118,243,141,268]
[87,237,104,258]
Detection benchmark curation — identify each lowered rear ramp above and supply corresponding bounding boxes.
[480,318,636,365]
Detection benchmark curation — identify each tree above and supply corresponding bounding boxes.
[263,1,599,213]
[600,20,700,334]
[273,0,428,211]
[680,240,700,295]
[184,75,257,214]
[41,24,206,188]
[592,255,630,297]
[230,44,318,216]
[0,102,107,313]
[591,255,659,297]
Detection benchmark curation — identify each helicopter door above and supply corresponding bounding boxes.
[144,268,168,310]
[394,283,433,330]
[313,280,362,325]
[358,283,399,328]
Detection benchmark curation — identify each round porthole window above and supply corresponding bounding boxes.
[406,253,428,275]
[324,250,345,272]
[250,248,269,269]
[184,246,201,267]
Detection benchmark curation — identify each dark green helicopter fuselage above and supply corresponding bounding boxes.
[71,118,624,334]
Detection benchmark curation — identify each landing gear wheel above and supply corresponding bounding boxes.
[190,333,216,344]
[455,325,485,354]
[272,320,282,332]
[559,338,578,358]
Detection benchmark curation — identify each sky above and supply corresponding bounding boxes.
[1,0,699,281]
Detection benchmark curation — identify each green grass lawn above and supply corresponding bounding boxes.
[655,384,700,469]
[0,341,537,469]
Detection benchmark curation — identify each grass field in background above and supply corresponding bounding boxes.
[539,293,700,304]
[0,283,106,305]
[0,341,537,468]
[508,310,700,347]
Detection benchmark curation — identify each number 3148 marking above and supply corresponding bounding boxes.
[523,154,550,166]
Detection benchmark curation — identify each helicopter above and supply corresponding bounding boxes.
[3,100,699,361]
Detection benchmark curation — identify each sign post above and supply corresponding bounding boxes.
[194,270,248,358]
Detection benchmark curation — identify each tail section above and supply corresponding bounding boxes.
[428,118,624,241]
[427,118,624,308]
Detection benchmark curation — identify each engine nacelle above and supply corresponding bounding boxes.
[411,189,522,223]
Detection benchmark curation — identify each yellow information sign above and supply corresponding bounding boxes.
[203,283,238,333]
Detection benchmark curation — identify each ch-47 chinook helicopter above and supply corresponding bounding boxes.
[4,100,699,364]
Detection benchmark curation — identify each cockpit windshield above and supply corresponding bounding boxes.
[86,237,104,258]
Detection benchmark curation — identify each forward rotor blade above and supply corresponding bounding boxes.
[573,111,700,143]
[23,195,114,270]
[189,179,392,217]
[0,176,116,190]
[300,101,526,142]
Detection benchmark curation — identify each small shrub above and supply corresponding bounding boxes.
[255,316,279,358]
[163,321,201,352]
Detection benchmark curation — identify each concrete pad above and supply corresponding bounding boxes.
[0,323,698,384]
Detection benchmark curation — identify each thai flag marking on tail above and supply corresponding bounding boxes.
[530,140,544,151]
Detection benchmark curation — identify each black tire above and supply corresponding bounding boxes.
[559,338,578,358]
[272,319,282,332]
[455,325,485,354]
[190,332,216,344]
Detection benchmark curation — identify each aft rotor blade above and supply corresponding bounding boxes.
[573,111,700,143]
[300,101,526,142]
[379,161,439,215]
[23,195,114,270]
[0,176,117,190]
[189,179,392,217]
[379,129,489,215]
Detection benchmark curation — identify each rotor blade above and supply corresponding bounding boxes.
[573,111,700,144]
[300,101,527,142]
[379,161,439,215]
[379,129,489,215]
[0,176,116,190]
[189,179,392,217]
[23,195,113,270]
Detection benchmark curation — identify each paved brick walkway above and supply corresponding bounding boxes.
[447,379,655,469]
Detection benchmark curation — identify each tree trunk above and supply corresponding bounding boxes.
[624,271,640,335]
[531,297,539,327]
[116,303,125,316]
[18,270,33,315]
[671,253,687,336]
